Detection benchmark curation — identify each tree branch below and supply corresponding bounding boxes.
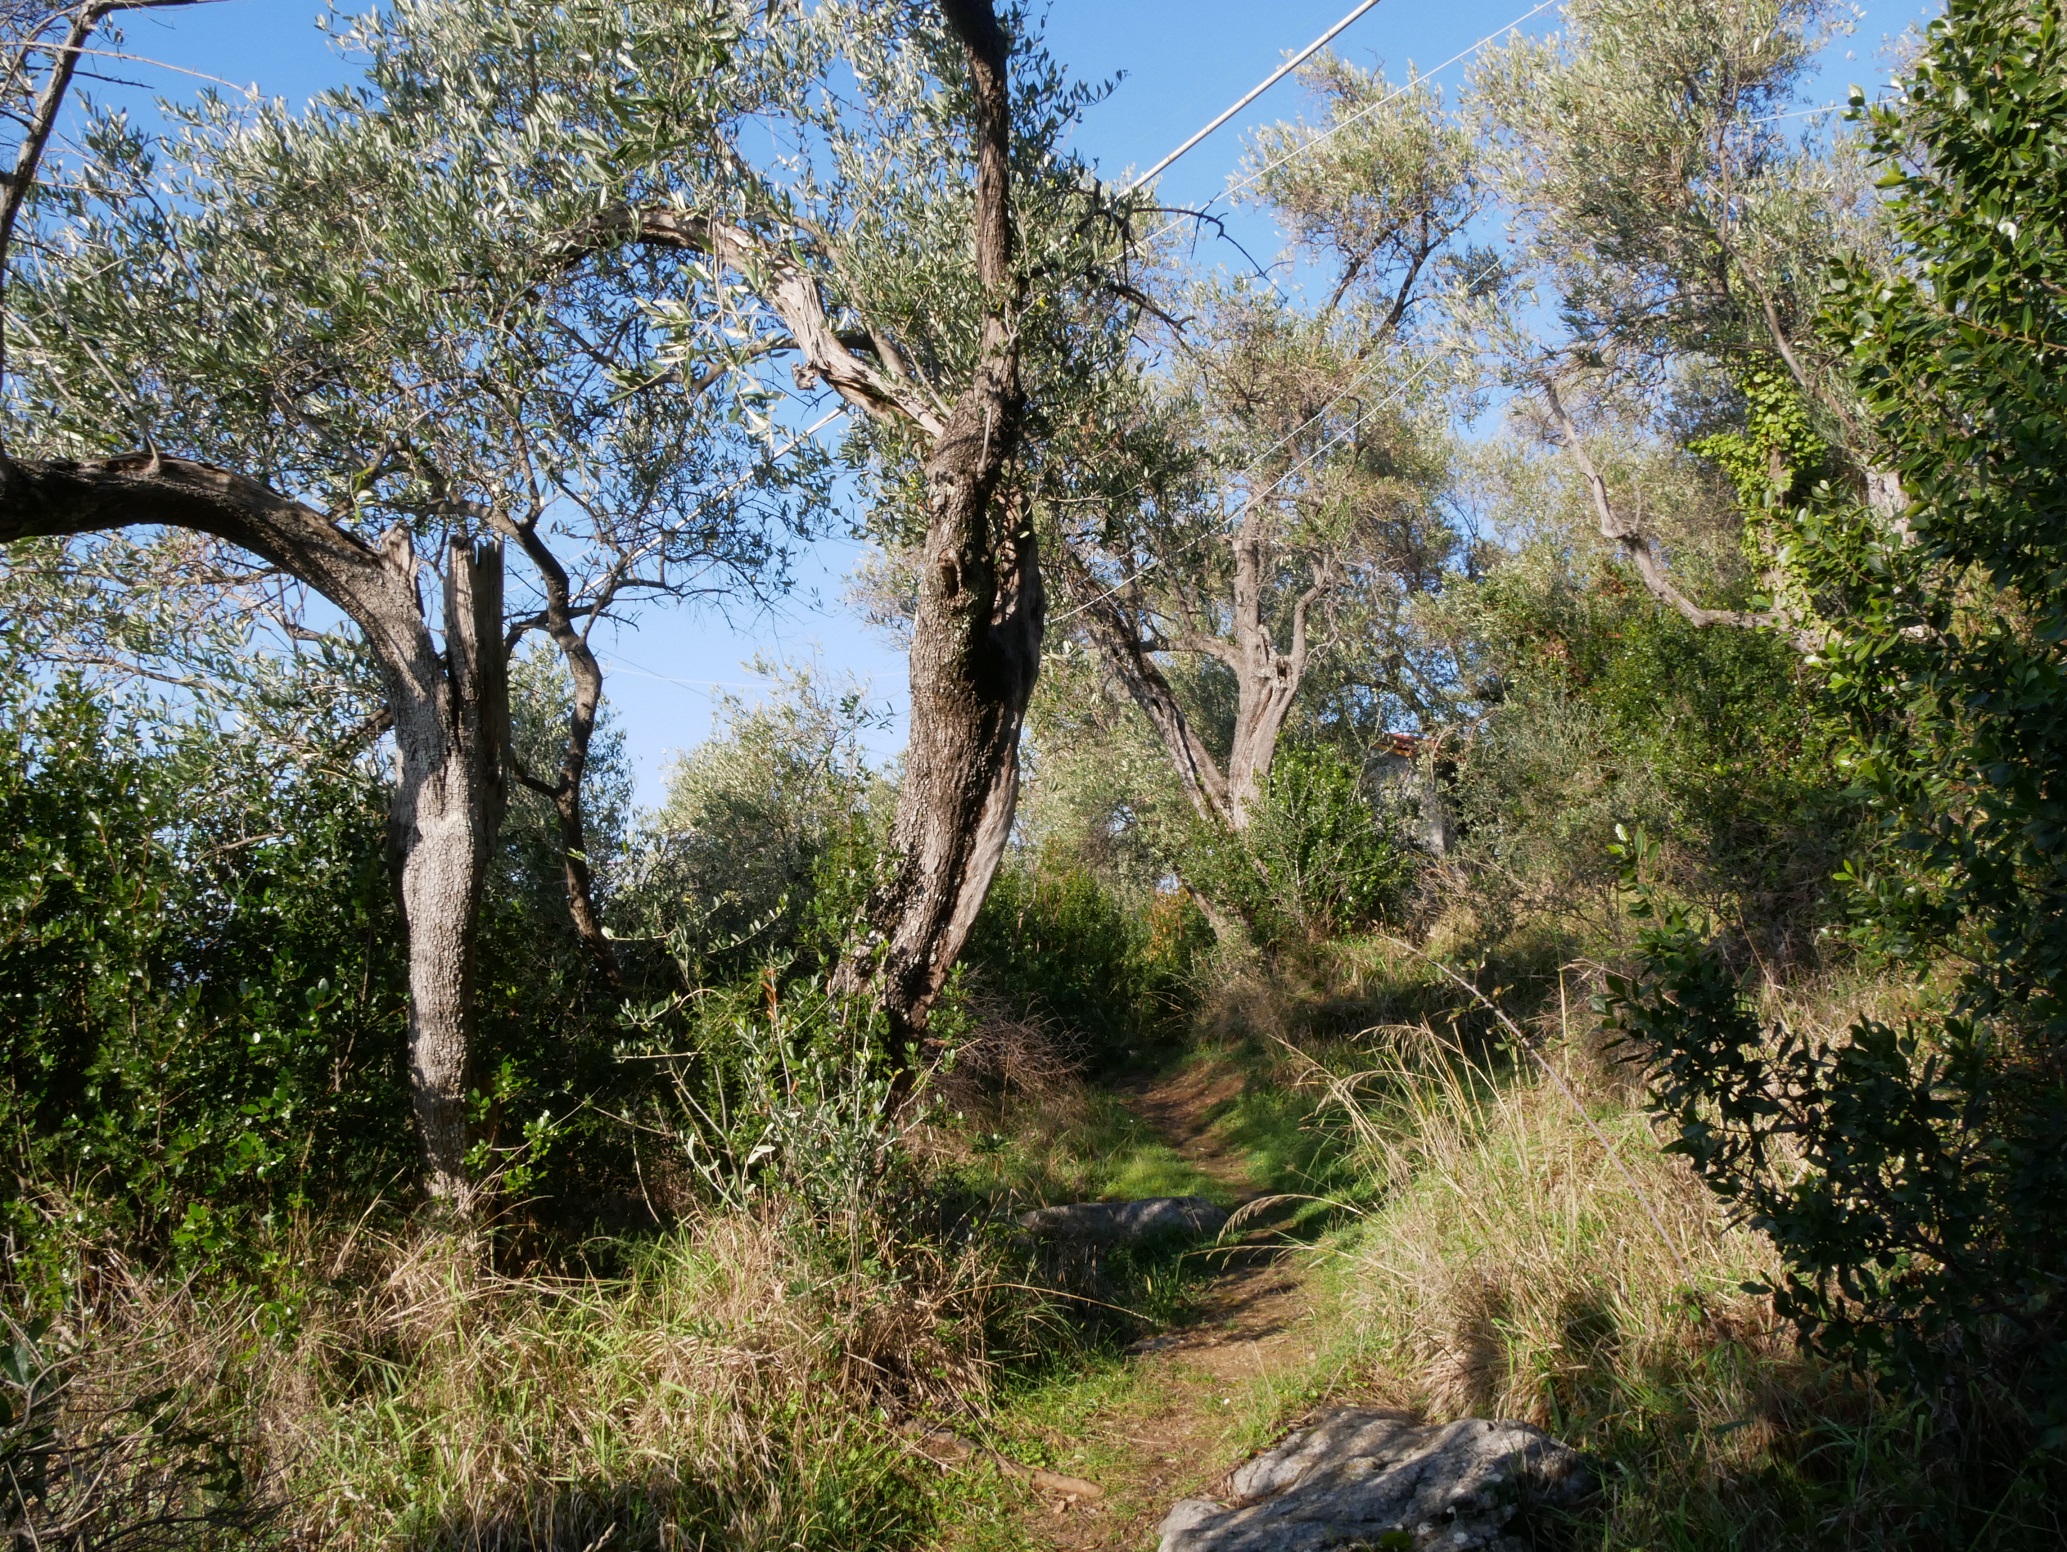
[1055,542,1229,823]
[581,205,948,436]
[0,451,428,657]
[0,1,220,424]
[1543,380,1789,636]
[494,507,624,985]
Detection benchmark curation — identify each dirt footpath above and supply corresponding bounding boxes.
[972,1065,1330,1552]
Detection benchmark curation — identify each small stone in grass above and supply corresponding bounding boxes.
[1018,1196,1230,1244]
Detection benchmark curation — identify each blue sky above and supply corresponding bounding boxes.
[78,0,1938,805]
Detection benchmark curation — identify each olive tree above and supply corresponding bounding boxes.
[0,0,808,1206]
[1472,0,1897,634]
[8,0,1133,1111]
[1055,58,1472,833]
[546,0,1130,1064]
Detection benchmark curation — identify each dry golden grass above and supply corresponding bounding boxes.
[9,1202,1029,1551]
[1326,1031,1789,1430]
[1301,1004,2040,1549]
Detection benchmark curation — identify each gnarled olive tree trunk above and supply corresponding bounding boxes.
[0,454,507,1209]
[606,0,1037,1063]
[1060,494,1321,835]
[854,0,1036,1064]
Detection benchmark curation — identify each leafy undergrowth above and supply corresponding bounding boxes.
[11,959,2062,1551]
[927,954,2067,1552]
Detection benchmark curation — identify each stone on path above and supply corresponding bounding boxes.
[1018,1196,1229,1244]
[1158,1407,1593,1552]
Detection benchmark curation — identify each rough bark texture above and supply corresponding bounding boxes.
[1220,502,1319,826]
[397,539,507,1211]
[604,1,1036,1059]
[1061,498,1320,835]
[0,453,507,1209]
[857,0,1036,1061]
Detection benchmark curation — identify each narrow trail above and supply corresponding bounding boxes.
[978,1066,1331,1551]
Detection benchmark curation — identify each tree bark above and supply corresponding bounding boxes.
[502,516,621,985]
[1221,502,1316,827]
[0,452,507,1209]
[393,539,506,1211]
[598,0,1036,1061]
[1056,546,1228,825]
[846,0,1034,1063]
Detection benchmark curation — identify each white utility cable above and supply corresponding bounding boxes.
[1124,0,1389,194]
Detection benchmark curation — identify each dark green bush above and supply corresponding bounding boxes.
[1184,742,1416,946]
[1456,558,1854,948]
[0,677,413,1289]
[1603,853,2067,1425]
[1608,0,2067,1434]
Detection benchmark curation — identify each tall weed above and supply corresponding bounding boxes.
[1322,1017,2065,1548]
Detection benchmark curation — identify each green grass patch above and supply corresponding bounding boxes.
[947,1086,1233,1207]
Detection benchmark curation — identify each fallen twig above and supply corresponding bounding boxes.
[902,1424,1105,1501]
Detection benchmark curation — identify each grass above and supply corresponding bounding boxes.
[284,1218,949,1549]
[1294,1009,2067,1550]
[13,949,2063,1551]
[935,1073,1232,1208]
[6,1202,1037,1551]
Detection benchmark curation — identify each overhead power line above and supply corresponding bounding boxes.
[1050,243,1508,631]
[1222,0,1557,206]
[1124,0,1389,193]
[1128,0,1558,256]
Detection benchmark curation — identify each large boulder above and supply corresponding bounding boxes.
[1159,1407,1593,1552]
[1018,1196,1229,1245]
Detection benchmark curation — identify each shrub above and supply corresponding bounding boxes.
[622,972,908,1222]
[961,851,1205,1064]
[1186,742,1417,945]
[1444,559,1853,953]
[0,676,414,1288]
[1606,0,2067,1431]
[614,669,890,983]
[1605,883,2067,1427]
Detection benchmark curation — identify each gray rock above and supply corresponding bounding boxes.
[1018,1196,1229,1244]
[1158,1407,1593,1552]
